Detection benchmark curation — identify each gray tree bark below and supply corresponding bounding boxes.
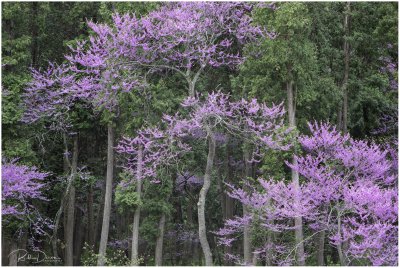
[287,74,305,266]
[197,128,215,266]
[223,138,234,265]
[337,215,346,266]
[342,2,351,134]
[65,135,78,266]
[131,145,143,264]
[97,121,115,266]
[87,185,95,247]
[243,147,252,265]
[316,230,326,266]
[155,213,166,266]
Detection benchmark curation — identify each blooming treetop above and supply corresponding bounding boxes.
[27,2,270,113]
[22,63,77,131]
[116,92,290,186]
[116,126,190,184]
[163,92,291,156]
[65,15,144,112]
[140,2,265,70]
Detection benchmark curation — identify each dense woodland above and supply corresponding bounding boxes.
[1,2,398,266]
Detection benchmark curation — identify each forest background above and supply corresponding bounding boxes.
[1,1,398,266]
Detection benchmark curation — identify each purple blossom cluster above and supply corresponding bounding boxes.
[2,160,49,216]
[164,91,291,155]
[22,63,77,131]
[116,126,190,184]
[175,171,203,193]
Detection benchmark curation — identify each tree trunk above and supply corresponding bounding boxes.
[337,215,346,266]
[316,230,325,266]
[197,128,215,266]
[287,76,305,266]
[87,184,95,247]
[224,138,234,265]
[65,135,78,266]
[341,2,351,134]
[155,213,166,266]
[188,80,195,98]
[30,2,39,68]
[73,208,85,265]
[131,145,143,264]
[94,179,106,251]
[265,231,273,266]
[243,146,252,265]
[97,121,115,266]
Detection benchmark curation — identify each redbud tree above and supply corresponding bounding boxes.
[163,92,290,265]
[216,122,398,266]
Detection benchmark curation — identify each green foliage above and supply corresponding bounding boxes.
[115,173,142,212]
[81,243,133,266]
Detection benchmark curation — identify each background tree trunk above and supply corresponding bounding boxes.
[155,213,166,266]
[197,128,215,266]
[341,2,351,134]
[287,74,305,266]
[97,121,115,266]
[87,184,95,247]
[73,208,85,265]
[131,145,143,264]
[223,138,234,265]
[30,2,39,68]
[243,146,252,265]
[65,135,78,266]
[316,230,325,265]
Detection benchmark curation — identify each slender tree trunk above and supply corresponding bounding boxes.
[337,101,343,131]
[287,75,305,266]
[223,138,234,265]
[197,128,215,266]
[316,230,325,266]
[265,231,273,266]
[65,135,78,266]
[337,215,346,266]
[342,2,351,134]
[131,145,143,264]
[155,213,166,266]
[97,121,115,266]
[2,233,8,265]
[87,185,95,247]
[337,2,351,133]
[94,178,106,252]
[188,81,195,98]
[243,147,252,265]
[30,2,39,68]
[73,208,84,265]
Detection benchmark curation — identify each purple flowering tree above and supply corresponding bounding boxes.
[2,160,48,216]
[216,122,397,266]
[290,122,398,266]
[2,160,52,265]
[164,92,290,265]
[21,62,81,265]
[64,14,148,264]
[116,126,190,264]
